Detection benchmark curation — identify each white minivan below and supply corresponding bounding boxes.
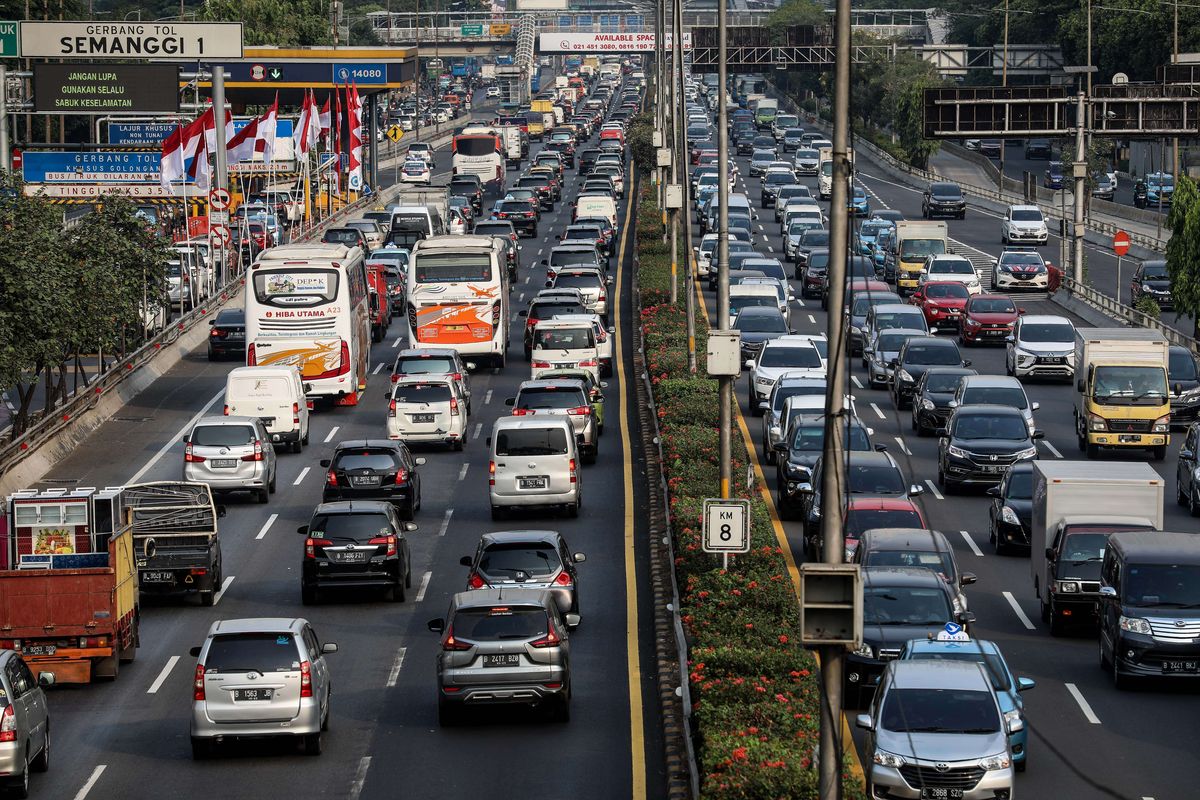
[488,416,581,519]
[530,319,600,383]
[224,366,311,453]
[387,377,469,450]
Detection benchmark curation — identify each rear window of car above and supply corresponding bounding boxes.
[205,633,299,673]
[554,273,601,289]
[332,451,399,471]
[392,383,452,403]
[452,607,548,641]
[480,543,563,577]
[531,301,585,319]
[394,356,454,375]
[496,427,569,456]
[309,512,393,541]
[518,387,587,410]
[191,424,255,447]
[534,327,593,349]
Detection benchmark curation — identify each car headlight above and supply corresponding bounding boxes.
[853,642,875,658]
[1153,414,1170,433]
[1016,446,1037,459]
[920,399,935,411]
[1056,580,1080,593]
[979,753,1011,770]
[896,369,913,383]
[947,445,968,459]
[755,376,773,387]
[1000,505,1020,526]
[968,280,980,289]
[872,749,906,768]
[786,463,811,479]
[1088,413,1107,432]
[1004,709,1023,729]
[1119,615,1152,634]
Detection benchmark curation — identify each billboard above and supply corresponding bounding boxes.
[538,32,691,53]
[33,63,180,114]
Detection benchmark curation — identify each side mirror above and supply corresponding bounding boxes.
[505,397,515,406]
[1018,308,1027,315]
[1099,585,1117,598]
[909,484,925,496]
[772,441,788,453]
[986,486,1001,497]
[1181,449,1195,460]
[745,359,756,370]
[573,552,586,563]
[564,613,581,630]
[855,713,874,731]
[296,525,309,535]
[962,359,972,367]
[960,572,978,586]
[427,618,446,634]
[189,646,202,658]
[889,358,900,368]
[607,276,615,285]
[518,310,528,317]
[1007,717,1025,734]
[1174,382,1184,396]
[321,642,340,655]
[874,443,888,452]
[1005,335,1015,344]
[485,436,492,447]
[415,457,427,466]
[319,459,331,468]
[465,362,477,371]
[208,319,216,326]
[460,555,473,567]
[955,610,976,626]
[947,400,958,409]
[403,522,418,532]
[1031,402,1041,411]
[37,671,56,688]
[303,383,313,393]
[181,435,189,444]
[1045,547,1057,562]
[1017,677,1036,692]
[1076,378,1085,392]
[1032,430,1045,440]
[600,381,609,388]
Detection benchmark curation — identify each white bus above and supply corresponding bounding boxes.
[246,243,371,407]
[452,128,505,194]
[406,235,510,368]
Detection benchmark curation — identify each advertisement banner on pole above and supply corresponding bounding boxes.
[537,31,691,53]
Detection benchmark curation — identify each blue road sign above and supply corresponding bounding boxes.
[332,63,386,85]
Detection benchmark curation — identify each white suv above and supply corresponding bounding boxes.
[1006,314,1077,380]
[745,335,827,414]
[919,254,982,295]
[1001,204,1049,246]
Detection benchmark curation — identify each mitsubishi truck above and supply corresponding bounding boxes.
[1031,461,1163,635]
[125,482,225,606]
[889,220,948,296]
[531,99,556,132]
[1073,328,1170,460]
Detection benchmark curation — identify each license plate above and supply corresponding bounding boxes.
[351,475,380,486]
[211,458,237,469]
[1163,660,1199,673]
[233,688,275,702]
[412,414,435,423]
[23,645,56,656]
[981,464,1004,473]
[141,571,175,583]
[985,330,1005,336]
[483,654,521,668]
[227,333,244,340]
[1118,434,1142,443]
[1041,357,1063,364]
[921,790,963,800]
[554,362,575,369]
[332,550,369,563]
[445,325,467,332]
[519,476,548,490]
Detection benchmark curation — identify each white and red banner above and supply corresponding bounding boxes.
[537,31,691,52]
[346,81,363,192]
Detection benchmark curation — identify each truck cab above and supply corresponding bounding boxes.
[1073,328,1170,459]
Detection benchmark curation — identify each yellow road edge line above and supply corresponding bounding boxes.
[617,180,647,800]
[691,266,866,782]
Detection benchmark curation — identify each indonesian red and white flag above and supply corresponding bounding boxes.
[187,124,212,191]
[347,82,363,192]
[318,94,331,144]
[293,90,320,157]
[160,109,208,191]
[224,114,260,163]
[204,107,234,152]
[332,88,343,194]
[259,93,279,163]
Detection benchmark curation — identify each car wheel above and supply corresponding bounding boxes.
[957,212,965,220]
[207,349,217,362]
[291,439,303,454]
[551,694,571,723]
[1178,480,1188,506]
[302,731,323,756]
[936,466,946,488]
[1189,484,1200,518]
[257,488,269,504]
[567,500,579,518]
[31,726,49,773]
[269,470,277,494]
[490,505,505,521]
[191,738,214,761]
[1085,442,1100,459]
[583,447,597,465]
[391,576,406,602]
[993,529,1008,556]
[400,499,415,521]
[1015,756,1027,773]
[1152,445,1167,462]
[1099,634,1112,671]
[910,409,920,434]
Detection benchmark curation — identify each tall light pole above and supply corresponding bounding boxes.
[1000,0,1008,190]
[674,0,695,371]
[716,0,732,499]
[819,0,852,793]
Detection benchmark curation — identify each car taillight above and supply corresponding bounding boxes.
[512,407,533,416]
[467,572,485,589]
[305,537,332,558]
[326,469,338,486]
[568,406,591,415]
[241,440,264,462]
[450,397,460,416]
[184,442,205,463]
[300,660,313,697]
[554,571,572,586]
[188,664,208,702]
[489,460,496,486]
[578,358,598,367]
[530,618,561,648]
[292,402,300,425]
[247,343,257,366]
[442,625,473,651]
[210,328,227,338]
[532,360,551,369]
[568,457,577,484]
[394,468,409,485]
[370,534,398,556]
[388,399,397,418]
[597,293,606,303]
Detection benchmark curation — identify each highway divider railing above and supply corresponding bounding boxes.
[1059,274,1200,350]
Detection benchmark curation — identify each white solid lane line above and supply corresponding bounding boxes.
[1065,682,1102,724]
[959,530,984,557]
[458,463,469,481]
[1040,439,1064,458]
[1002,591,1037,630]
[385,646,408,688]
[73,765,107,800]
[870,402,887,420]
[293,466,310,486]
[923,479,944,501]
[415,570,432,603]
[146,655,180,695]
[127,389,224,484]
[255,513,278,541]
[439,508,454,536]
[214,575,235,605]
[323,425,340,443]
[349,756,373,800]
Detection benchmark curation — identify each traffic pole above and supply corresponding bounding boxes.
[716,0,732,500]
[0,65,9,172]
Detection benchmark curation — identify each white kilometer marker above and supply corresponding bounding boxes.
[892,437,911,455]
[391,336,403,348]
[484,389,493,405]
[1002,591,1037,630]
[73,765,107,800]
[923,479,944,500]
[146,656,180,695]
[255,513,278,541]
[851,375,863,389]
[386,647,408,688]
[415,570,432,602]
[323,426,340,443]
[472,422,483,440]
[439,509,454,536]
[959,530,984,557]
[293,467,310,486]
[349,756,373,800]
[1041,440,1064,458]
[459,463,469,481]
[870,403,886,420]
[214,576,235,604]
[1065,682,1102,724]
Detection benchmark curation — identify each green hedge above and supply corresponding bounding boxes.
[635,187,865,799]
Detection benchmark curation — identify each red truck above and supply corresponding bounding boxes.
[367,262,393,343]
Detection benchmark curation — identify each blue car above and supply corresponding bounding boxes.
[1043,161,1065,190]
[899,636,1035,772]
[848,185,870,216]
[1143,171,1175,207]
[857,219,892,255]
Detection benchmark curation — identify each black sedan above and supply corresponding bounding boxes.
[492,199,539,237]
[936,404,1041,492]
[320,439,425,520]
[774,414,879,520]
[207,308,245,361]
[987,460,1034,555]
[803,451,925,558]
[910,366,977,436]
[733,306,791,362]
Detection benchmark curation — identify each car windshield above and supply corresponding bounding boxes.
[904,345,960,366]
[1143,263,1169,279]
[852,295,900,315]
[877,332,912,352]
[900,239,947,259]
[395,356,454,375]
[880,688,1001,734]
[479,543,563,578]
[863,586,954,627]
[1092,366,1168,404]
[953,414,1028,440]
[308,512,393,542]
[962,386,1028,409]
[1123,563,1200,607]
[1019,322,1071,342]
[860,222,889,237]
[1012,209,1043,222]
[1171,350,1198,381]
[792,423,871,451]
[392,383,452,403]
[531,302,585,319]
[554,274,602,289]
[796,148,819,159]
[907,651,1012,693]
[864,549,956,581]
[932,184,962,197]
[932,260,974,275]
[876,312,922,330]
[736,312,787,333]
[925,372,967,393]
[848,464,905,494]
[846,509,924,537]
[924,284,969,300]
[452,607,549,641]
[1004,470,1033,499]
[518,387,587,410]
[970,298,1017,314]
[1002,253,1043,266]
[191,424,255,447]
[205,633,298,673]
[761,346,822,368]
[495,427,569,456]
[731,295,778,316]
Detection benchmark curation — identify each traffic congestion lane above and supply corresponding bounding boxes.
[692,124,1197,799]
[26,112,662,800]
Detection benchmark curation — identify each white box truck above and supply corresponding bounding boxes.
[1031,460,1163,635]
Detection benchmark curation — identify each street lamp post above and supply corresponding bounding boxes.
[716,0,732,500]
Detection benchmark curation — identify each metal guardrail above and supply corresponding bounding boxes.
[1060,275,1199,349]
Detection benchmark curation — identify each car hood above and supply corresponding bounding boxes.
[901,363,954,379]
[740,331,782,345]
[863,622,949,650]
[1009,219,1046,230]
[785,452,820,472]
[1139,278,1171,290]
[930,194,964,203]
[926,391,958,409]
[951,437,1032,455]
[968,311,1018,324]
[875,728,1011,764]
[923,298,968,310]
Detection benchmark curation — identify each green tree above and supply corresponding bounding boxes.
[767,0,825,27]
[199,0,334,46]
[1165,177,1200,338]
[627,111,656,176]
[893,78,939,169]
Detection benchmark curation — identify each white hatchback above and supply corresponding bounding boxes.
[919,254,982,296]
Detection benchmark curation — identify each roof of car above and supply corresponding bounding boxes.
[960,375,1022,389]
[859,528,952,550]
[887,660,992,692]
[518,378,588,392]
[396,347,461,359]
[1018,314,1071,325]
[331,439,406,451]
[312,499,395,515]
[193,415,261,428]
[1106,531,1200,561]
[863,565,951,589]
[1008,204,1040,212]
[492,415,574,432]
[845,497,921,512]
[952,403,1026,418]
[480,529,563,548]
[452,587,553,610]
[208,617,303,635]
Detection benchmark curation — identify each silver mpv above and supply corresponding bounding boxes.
[183,416,278,503]
[428,588,578,726]
[0,650,53,797]
[189,618,337,759]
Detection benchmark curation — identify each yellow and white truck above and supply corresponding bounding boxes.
[1073,328,1170,460]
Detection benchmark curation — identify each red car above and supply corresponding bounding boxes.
[843,497,928,560]
[958,293,1023,346]
[911,280,970,329]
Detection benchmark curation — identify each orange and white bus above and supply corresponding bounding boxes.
[246,243,370,406]
[406,235,510,368]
